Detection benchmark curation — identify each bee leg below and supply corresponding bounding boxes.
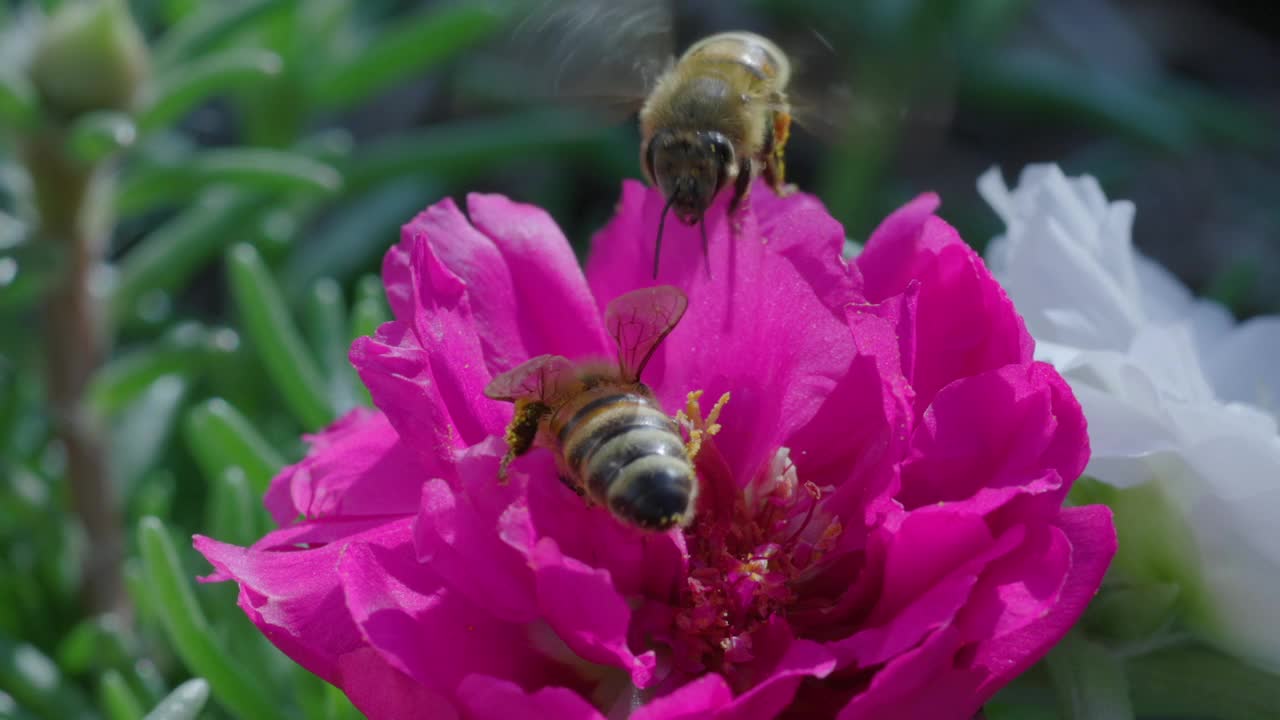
[498,400,547,484]
[764,111,796,197]
[557,474,587,499]
[728,163,753,215]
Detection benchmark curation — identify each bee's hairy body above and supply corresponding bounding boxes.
[544,371,696,531]
[639,31,793,225]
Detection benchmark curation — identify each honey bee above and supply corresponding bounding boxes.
[640,31,794,276]
[503,2,816,276]
[484,285,696,530]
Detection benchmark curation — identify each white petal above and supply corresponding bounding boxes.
[979,162,1280,669]
[1201,316,1280,419]
[1128,324,1216,405]
[1134,252,1195,323]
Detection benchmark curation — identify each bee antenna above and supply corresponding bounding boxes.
[699,215,711,279]
[654,193,677,279]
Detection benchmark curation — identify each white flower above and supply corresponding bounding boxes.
[980,163,1280,671]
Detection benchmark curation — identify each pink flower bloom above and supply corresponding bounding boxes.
[196,182,1116,719]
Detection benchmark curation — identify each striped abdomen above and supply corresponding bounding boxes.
[552,385,696,530]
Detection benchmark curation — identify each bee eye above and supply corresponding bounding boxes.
[644,130,672,183]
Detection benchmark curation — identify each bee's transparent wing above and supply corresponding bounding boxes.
[605,285,688,383]
[484,354,580,404]
[771,28,954,144]
[485,0,676,117]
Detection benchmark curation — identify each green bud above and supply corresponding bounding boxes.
[29,0,150,121]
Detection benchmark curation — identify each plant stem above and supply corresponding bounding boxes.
[24,129,125,617]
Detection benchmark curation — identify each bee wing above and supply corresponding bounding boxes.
[771,28,954,144]
[604,285,688,383]
[484,354,580,405]
[488,0,676,118]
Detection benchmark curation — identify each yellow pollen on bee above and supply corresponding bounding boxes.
[676,390,731,461]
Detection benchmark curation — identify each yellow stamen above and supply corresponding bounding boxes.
[677,390,731,461]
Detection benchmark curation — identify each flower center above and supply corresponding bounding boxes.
[670,445,842,676]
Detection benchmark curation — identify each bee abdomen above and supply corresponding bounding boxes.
[560,397,695,529]
[606,455,696,530]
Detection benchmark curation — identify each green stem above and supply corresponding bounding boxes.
[22,128,125,617]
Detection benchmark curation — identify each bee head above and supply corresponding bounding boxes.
[644,129,736,225]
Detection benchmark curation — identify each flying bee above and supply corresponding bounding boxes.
[640,31,795,277]
[484,285,696,530]
[500,1,847,277]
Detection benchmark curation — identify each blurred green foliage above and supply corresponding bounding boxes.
[0,0,1277,718]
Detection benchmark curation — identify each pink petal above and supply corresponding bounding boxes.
[871,508,995,619]
[899,362,1088,516]
[399,198,529,373]
[837,625,977,720]
[836,506,1116,718]
[631,674,733,720]
[193,517,412,686]
[831,526,1022,670]
[518,447,687,601]
[466,194,612,361]
[965,505,1116,701]
[857,198,1033,415]
[960,523,1072,643]
[457,675,605,720]
[806,299,917,530]
[587,181,862,487]
[350,313,503,469]
[264,408,427,526]
[349,323,461,468]
[526,537,657,687]
[854,193,943,302]
[337,648,459,720]
[337,540,572,696]
[412,443,538,623]
[715,636,837,720]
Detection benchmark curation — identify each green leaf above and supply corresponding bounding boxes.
[152,0,293,64]
[280,178,433,300]
[116,148,342,215]
[1045,631,1134,720]
[1084,582,1181,644]
[67,110,137,163]
[350,274,389,339]
[110,190,270,327]
[88,323,236,415]
[56,614,133,675]
[110,374,189,493]
[137,517,283,720]
[142,678,209,720]
[324,680,362,720]
[0,70,39,129]
[228,243,335,430]
[1127,644,1280,720]
[961,51,1196,151]
[184,398,285,494]
[99,669,145,720]
[310,5,503,108]
[0,636,92,719]
[981,704,1057,720]
[342,109,616,194]
[138,49,283,133]
[306,278,361,415]
[208,467,257,547]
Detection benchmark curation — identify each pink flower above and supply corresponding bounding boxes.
[196,181,1116,719]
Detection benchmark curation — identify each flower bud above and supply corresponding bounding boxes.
[29,0,150,120]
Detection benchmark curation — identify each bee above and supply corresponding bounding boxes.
[503,2,816,276]
[640,31,795,276]
[484,285,696,530]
